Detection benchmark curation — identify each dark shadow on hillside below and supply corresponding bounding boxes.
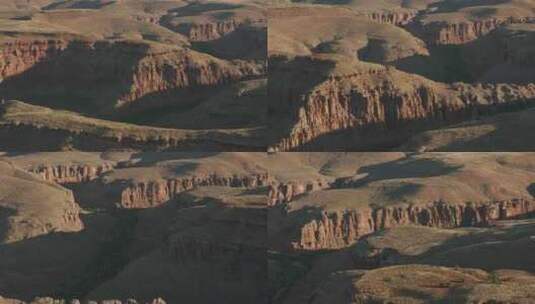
[432,106,535,152]
[167,2,243,18]
[120,77,267,131]
[0,211,123,301]
[0,40,149,116]
[390,45,475,83]
[427,0,509,14]
[191,25,267,60]
[0,182,268,303]
[42,0,115,10]
[351,218,535,272]
[356,157,462,183]
[287,97,535,151]
[0,206,16,243]
[267,56,337,147]
[86,188,267,303]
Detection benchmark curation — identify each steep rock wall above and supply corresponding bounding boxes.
[290,199,534,251]
[268,180,330,207]
[119,173,270,208]
[29,163,115,184]
[0,38,263,109]
[274,66,535,150]
[161,17,265,42]
[0,38,68,79]
[366,11,417,26]
[418,17,535,45]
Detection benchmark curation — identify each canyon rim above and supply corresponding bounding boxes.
[2,0,535,304]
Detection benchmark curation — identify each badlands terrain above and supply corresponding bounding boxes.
[268,0,535,151]
[2,152,535,303]
[0,0,267,151]
[0,152,268,303]
[268,152,535,303]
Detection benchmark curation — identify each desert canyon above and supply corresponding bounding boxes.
[1,0,535,303]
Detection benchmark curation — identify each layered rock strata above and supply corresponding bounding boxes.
[418,17,535,45]
[290,199,534,251]
[0,38,263,109]
[29,163,114,184]
[366,11,417,26]
[0,38,69,79]
[119,173,270,208]
[268,180,330,207]
[273,65,535,150]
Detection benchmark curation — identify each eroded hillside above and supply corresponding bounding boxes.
[267,152,535,303]
[0,152,269,303]
[0,0,268,151]
[2,152,535,303]
[268,0,535,151]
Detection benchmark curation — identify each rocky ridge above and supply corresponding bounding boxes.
[273,65,535,150]
[119,173,270,208]
[0,37,263,110]
[28,163,115,184]
[290,198,534,251]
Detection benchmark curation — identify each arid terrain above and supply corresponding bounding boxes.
[0,0,267,151]
[268,0,535,151]
[2,152,535,303]
[268,152,535,303]
[2,1,535,303]
[0,152,268,303]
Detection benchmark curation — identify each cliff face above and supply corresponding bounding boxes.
[290,199,534,251]
[160,8,265,42]
[0,38,263,110]
[268,180,329,207]
[179,20,250,42]
[119,173,270,208]
[126,51,262,103]
[29,163,114,184]
[0,38,68,79]
[418,17,535,45]
[366,11,417,26]
[273,66,535,150]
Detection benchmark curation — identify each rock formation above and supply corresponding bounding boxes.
[417,17,535,45]
[291,199,534,251]
[273,63,535,150]
[119,173,269,208]
[28,163,114,183]
[0,160,83,243]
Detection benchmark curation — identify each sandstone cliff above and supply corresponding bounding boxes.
[0,38,69,79]
[119,173,270,208]
[366,11,417,26]
[268,180,329,207]
[28,163,115,184]
[287,199,534,251]
[0,37,263,112]
[416,17,535,45]
[272,63,535,151]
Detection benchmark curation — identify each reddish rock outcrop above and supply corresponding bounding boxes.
[273,65,535,150]
[0,37,263,109]
[268,180,330,207]
[119,173,269,208]
[0,38,68,79]
[179,20,254,42]
[29,163,114,184]
[417,17,535,45]
[366,11,417,26]
[290,199,535,251]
